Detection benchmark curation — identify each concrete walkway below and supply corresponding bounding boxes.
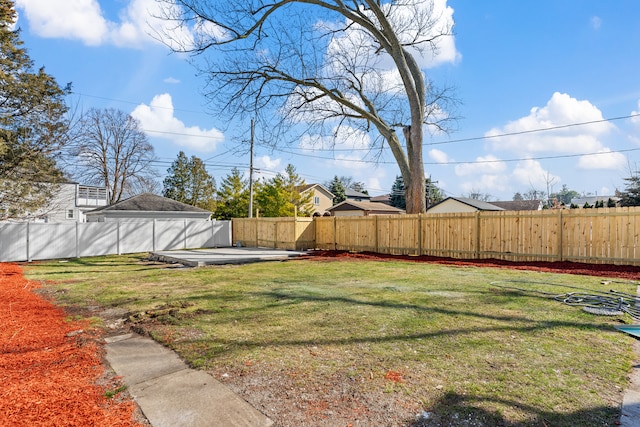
[104,333,273,427]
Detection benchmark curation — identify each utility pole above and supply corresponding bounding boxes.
[248,119,255,218]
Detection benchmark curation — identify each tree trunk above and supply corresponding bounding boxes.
[403,126,426,214]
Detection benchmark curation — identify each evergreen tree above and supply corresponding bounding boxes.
[254,164,312,217]
[283,164,312,216]
[328,176,346,205]
[550,185,580,205]
[0,0,70,220]
[163,151,216,211]
[214,168,249,219]
[619,171,640,207]
[389,175,406,210]
[425,177,444,208]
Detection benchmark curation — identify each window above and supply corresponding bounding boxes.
[66,209,75,220]
[314,196,320,205]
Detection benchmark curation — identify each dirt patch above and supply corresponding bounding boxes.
[303,250,640,281]
[0,263,146,426]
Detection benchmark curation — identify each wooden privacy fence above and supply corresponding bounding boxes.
[233,217,315,251]
[233,207,640,266]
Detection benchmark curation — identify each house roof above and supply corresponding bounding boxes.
[345,188,371,199]
[427,197,505,212]
[298,183,335,198]
[87,193,211,213]
[370,194,391,205]
[491,200,542,211]
[327,200,404,213]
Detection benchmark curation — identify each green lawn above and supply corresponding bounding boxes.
[24,254,638,426]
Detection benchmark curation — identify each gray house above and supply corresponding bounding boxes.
[85,193,211,222]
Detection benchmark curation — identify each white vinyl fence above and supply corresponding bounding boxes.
[0,219,232,262]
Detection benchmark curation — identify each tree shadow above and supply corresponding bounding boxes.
[410,391,619,427]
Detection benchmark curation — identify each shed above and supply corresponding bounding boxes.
[426,197,505,214]
[85,193,212,222]
[327,200,404,216]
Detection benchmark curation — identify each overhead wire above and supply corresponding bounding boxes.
[69,91,640,168]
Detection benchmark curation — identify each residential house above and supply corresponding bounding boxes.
[298,184,335,216]
[491,200,543,211]
[426,197,505,214]
[327,200,404,216]
[85,193,211,222]
[3,182,109,223]
[370,194,391,205]
[345,188,371,201]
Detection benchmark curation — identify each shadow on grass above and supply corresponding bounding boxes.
[160,287,615,352]
[410,391,619,427]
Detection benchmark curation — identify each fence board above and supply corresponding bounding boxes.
[233,207,640,266]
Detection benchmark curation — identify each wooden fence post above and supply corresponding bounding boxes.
[417,214,423,255]
[474,212,480,259]
[557,209,563,262]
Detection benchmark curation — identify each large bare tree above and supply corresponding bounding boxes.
[69,108,158,204]
[156,0,457,213]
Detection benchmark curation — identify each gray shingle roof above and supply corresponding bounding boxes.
[89,193,210,213]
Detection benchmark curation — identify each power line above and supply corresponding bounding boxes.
[427,112,640,146]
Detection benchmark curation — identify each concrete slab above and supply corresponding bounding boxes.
[105,333,273,427]
[148,247,308,267]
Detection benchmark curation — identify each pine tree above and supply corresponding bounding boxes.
[254,164,312,217]
[328,176,346,205]
[389,176,406,210]
[0,0,70,219]
[619,172,640,207]
[214,168,249,219]
[163,151,216,210]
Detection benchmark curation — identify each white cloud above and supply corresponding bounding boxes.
[486,92,615,154]
[299,125,372,170]
[428,149,450,164]
[163,77,181,84]
[14,0,202,48]
[590,16,602,30]
[511,159,559,189]
[254,156,282,179]
[632,99,640,126]
[459,174,509,195]
[454,155,506,176]
[577,149,627,170]
[16,0,109,46]
[131,93,224,152]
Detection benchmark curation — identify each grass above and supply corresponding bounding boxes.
[24,254,638,426]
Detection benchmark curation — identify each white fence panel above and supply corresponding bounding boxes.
[211,220,232,247]
[78,222,118,257]
[155,221,186,250]
[0,220,232,262]
[119,221,154,254]
[0,224,27,262]
[30,223,76,261]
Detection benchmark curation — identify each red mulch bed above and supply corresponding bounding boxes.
[0,263,143,427]
[305,250,640,281]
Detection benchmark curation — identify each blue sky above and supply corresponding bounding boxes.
[13,0,640,200]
